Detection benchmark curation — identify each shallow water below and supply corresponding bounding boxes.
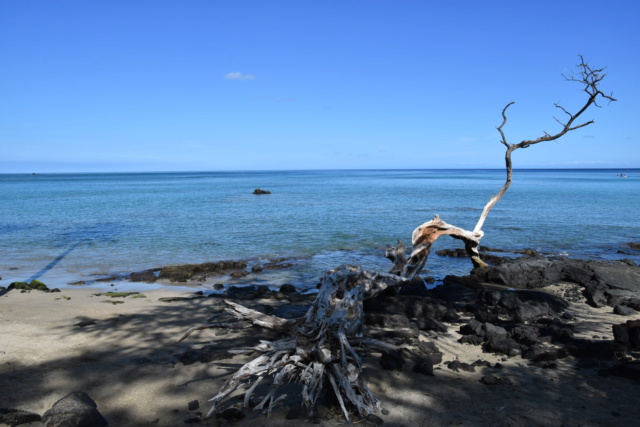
[1,169,638,290]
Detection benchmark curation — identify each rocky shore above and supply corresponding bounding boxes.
[1,253,639,426]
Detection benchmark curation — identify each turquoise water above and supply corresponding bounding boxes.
[1,169,639,290]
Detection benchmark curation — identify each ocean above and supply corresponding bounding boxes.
[1,169,639,291]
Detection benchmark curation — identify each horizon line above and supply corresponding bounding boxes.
[2,167,639,175]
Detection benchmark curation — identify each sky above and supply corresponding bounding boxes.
[1,0,639,173]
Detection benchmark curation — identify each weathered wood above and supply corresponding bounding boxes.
[194,265,407,419]
[224,300,296,330]
[385,240,407,276]
[384,214,486,275]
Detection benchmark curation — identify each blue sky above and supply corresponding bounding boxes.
[1,0,638,173]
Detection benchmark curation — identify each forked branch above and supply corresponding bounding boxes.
[473,56,616,239]
[391,57,614,272]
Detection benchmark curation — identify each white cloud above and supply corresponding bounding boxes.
[224,72,255,80]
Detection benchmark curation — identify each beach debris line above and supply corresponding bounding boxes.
[181,57,616,422]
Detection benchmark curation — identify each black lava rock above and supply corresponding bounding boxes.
[0,408,42,426]
[216,407,245,421]
[380,350,405,371]
[279,284,297,293]
[613,319,640,350]
[614,305,637,316]
[412,361,435,376]
[41,391,108,427]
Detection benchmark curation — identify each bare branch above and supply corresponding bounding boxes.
[554,103,572,118]
[510,57,616,150]
[552,116,566,127]
[497,102,514,148]
[472,56,615,242]
[224,300,296,330]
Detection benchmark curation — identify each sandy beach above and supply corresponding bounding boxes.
[1,281,639,427]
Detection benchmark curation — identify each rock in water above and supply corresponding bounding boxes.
[253,188,271,194]
[41,391,108,427]
[8,280,49,291]
[279,284,297,293]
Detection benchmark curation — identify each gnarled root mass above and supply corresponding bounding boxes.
[204,265,408,421]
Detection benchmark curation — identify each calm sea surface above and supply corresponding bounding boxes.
[1,169,639,290]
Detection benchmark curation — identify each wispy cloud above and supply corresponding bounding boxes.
[224,72,255,80]
[583,135,595,139]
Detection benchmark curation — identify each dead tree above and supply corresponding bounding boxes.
[388,55,616,271]
[183,57,615,421]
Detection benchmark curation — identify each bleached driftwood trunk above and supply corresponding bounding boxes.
[199,265,409,420]
[388,215,485,274]
[182,57,614,421]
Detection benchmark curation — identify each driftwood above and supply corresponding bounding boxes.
[387,215,485,275]
[202,265,408,420]
[182,57,614,421]
[197,216,473,420]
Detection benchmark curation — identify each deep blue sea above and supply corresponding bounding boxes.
[1,169,639,291]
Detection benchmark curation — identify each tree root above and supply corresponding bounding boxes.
[183,265,410,420]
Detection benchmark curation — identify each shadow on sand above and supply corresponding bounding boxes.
[1,294,639,426]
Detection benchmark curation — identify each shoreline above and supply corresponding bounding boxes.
[2,262,640,425]
[3,241,639,295]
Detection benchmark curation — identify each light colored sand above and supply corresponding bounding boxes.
[1,285,639,426]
